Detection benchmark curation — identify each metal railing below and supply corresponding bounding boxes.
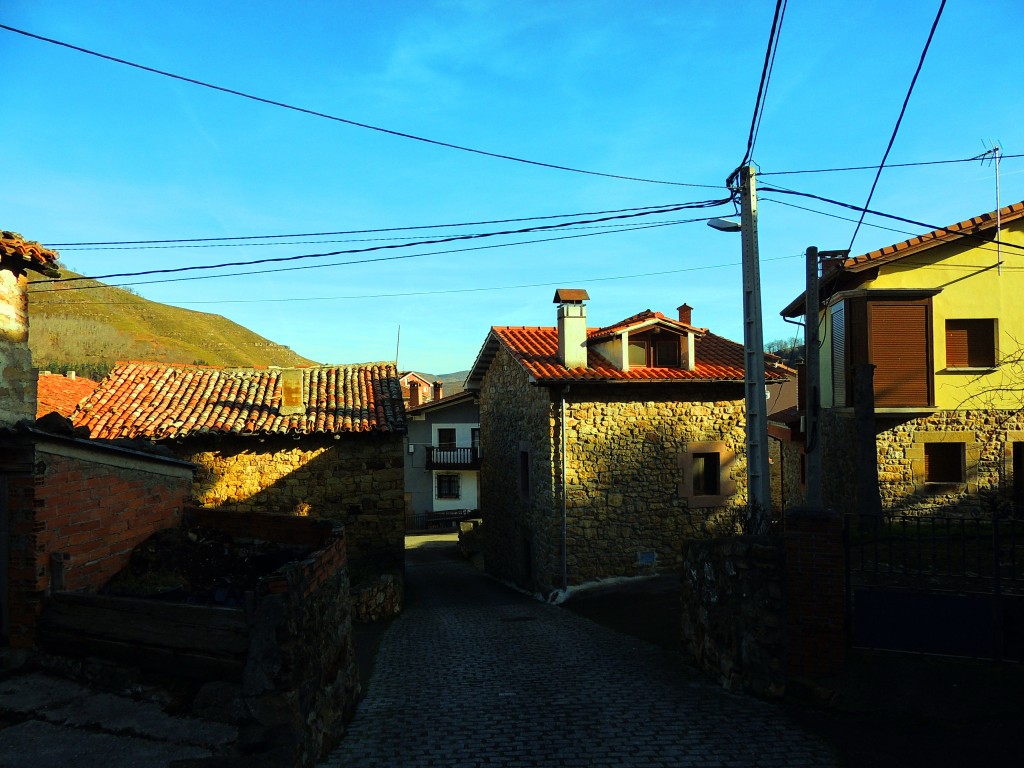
[425,446,481,470]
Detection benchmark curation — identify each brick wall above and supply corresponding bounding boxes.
[4,433,192,646]
[172,433,406,576]
[784,508,846,679]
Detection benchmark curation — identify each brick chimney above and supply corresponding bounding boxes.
[1,231,59,427]
[432,381,443,401]
[553,288,590,369]
[677,303,693,325]
[409,381,422,407]
[678,303,696,371]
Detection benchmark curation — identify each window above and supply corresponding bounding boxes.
[679,441,736,508]
[628,340,647,367]
[436,474,460,499]
[924,442,964,483]
[692,452,720,495]
[654,339,680,367]
[519,450,531,497]
[437,428,457,450]
[471,428,480,451]
[945,319,996,368]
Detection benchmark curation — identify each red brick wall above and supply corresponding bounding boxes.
[5,438,192,647]
[784,509,847,678]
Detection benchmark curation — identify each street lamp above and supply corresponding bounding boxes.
[708,167,771,534]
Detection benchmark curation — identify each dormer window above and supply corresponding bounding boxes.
[626,334,682,368]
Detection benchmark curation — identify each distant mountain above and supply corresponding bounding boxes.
[27,270,318,379]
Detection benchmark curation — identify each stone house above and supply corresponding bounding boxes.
[72,362,408,574]
[465,289,793,594]
[404,389,480,528]
[779,200,1024,515]
[1,231,193,647]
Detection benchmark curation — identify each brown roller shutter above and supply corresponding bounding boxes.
[945,319,995,368]
[869,301,931,407]
[831,304,847,407]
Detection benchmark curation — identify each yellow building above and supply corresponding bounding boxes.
[781,201,1024,515]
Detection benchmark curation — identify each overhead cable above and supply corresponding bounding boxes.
[49,203,701,249]
[846,0,947,252]
[760,152,1024,176]
[0,23,720,189]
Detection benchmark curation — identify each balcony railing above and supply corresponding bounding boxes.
[426,446,481,470]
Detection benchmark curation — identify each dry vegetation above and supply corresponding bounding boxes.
[27,269,318,378]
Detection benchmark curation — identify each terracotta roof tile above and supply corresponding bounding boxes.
[72,362,405,440]
[589,309,704,340]
[36,374,99,419]
[491,326,791,383]
[0,230,59,273]
[843,200,1024,272]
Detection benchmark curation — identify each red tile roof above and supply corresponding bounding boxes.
[589,309,703,341]
[480,326,791,384]
[1,230,59,273]
[36,373,99,419]
[842,200,1024,273]
[72,362,405,440]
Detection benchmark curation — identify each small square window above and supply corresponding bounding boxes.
[692,452,720,496]
[628,341,647,367]
[654,340,680,367]
[945,319,996,368]
[436,474,460,499]
[925,442,964,483]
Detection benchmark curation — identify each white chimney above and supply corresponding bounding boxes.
[553,289,590,369]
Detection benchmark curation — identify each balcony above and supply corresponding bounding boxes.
[426,446,481,470]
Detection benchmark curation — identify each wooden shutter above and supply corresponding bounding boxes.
[831,304,847,407]
[945,319,994,368]
[869,302,931,407]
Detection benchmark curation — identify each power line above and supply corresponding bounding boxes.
[34,201,728,285]
[30,253,803,307]
[760,152,1024,176]
[0,23,721,190]
[49,203,702,249]
[760,184,1024,254]
[29,213,724,293]
[730,0,788,190]
[847,0,946,252]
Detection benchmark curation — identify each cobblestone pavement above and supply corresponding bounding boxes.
[321,540,837,768]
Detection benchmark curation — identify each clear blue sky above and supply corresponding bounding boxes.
[3,1,1023,374]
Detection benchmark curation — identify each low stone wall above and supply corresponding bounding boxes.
[350,573,403,623]
[680,536,786,697]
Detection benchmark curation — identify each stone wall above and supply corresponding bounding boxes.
[172,433,406,575]
[680,536,785,697]
[478,345,749,592]
[350,573,403,623]
[819,408,1024,516]
[0,268,35,427]
[478,348,556,590]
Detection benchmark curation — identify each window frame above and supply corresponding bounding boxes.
[436,473,461,499]
[679,441,736,508]
[945,318,997,370]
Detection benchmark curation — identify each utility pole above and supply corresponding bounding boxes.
[738,165,771,532]
[804,246,823,510]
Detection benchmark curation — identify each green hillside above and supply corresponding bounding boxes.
[27,270,318,379]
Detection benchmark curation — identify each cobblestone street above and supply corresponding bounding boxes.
[321,536,836,767]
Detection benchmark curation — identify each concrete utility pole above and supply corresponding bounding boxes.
[738,165,771,532]
[804,246,823,510]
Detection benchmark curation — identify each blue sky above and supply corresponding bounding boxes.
[3,1,1023,374]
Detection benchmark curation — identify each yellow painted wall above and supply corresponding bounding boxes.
[818,217,1024,410]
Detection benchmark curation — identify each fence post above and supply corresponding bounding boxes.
[785,506,847,679]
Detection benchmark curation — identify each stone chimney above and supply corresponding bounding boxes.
[554,289,590,369]
[677,303,693,325]
[678,303,696,371]
[1,231,59,427]
[409,381,422,407]
[432,381,443,401]
[278,368,306,416]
